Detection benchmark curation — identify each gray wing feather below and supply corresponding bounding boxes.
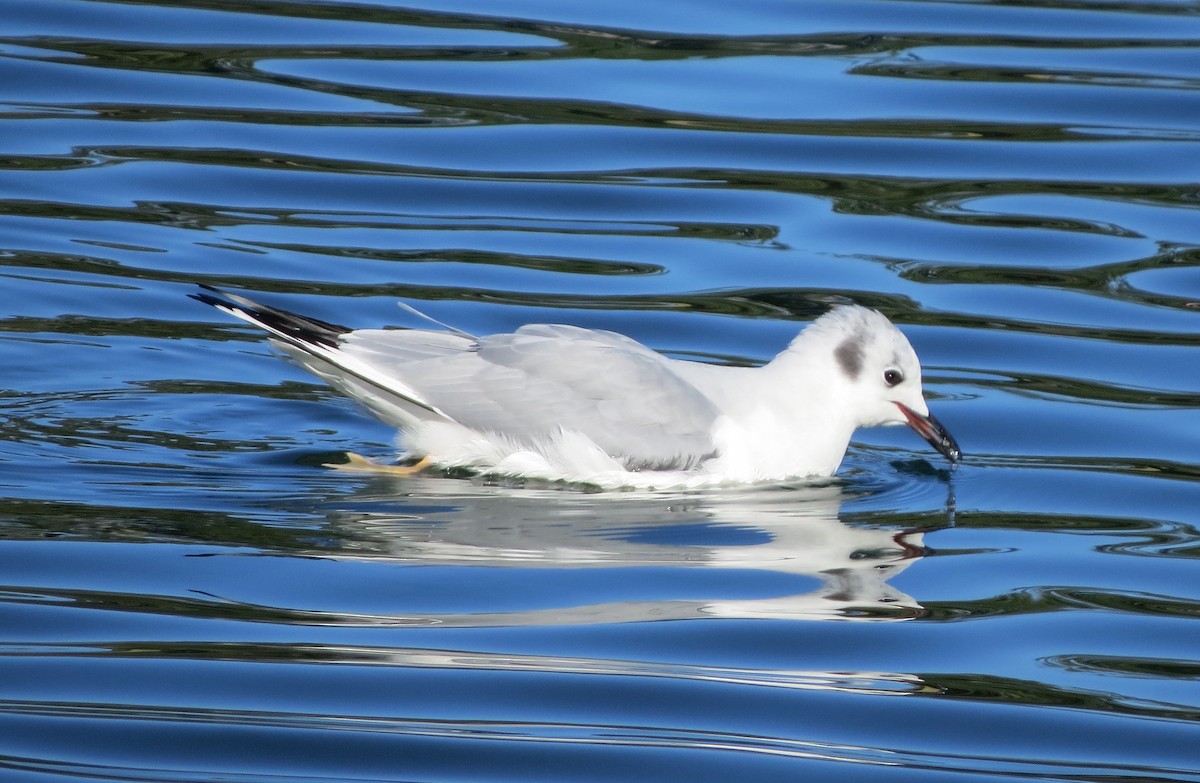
[342,324,721,469]
[341,329,478,363]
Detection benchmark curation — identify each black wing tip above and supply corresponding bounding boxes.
[190,284,352,348]
[188,287,225,309]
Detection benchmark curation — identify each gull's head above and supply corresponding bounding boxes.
[795,305,960,464]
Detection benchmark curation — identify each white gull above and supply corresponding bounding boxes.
[193,286,959,488]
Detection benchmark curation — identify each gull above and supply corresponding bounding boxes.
[192,285,959,488]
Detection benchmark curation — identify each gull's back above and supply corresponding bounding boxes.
[335,323,723,471]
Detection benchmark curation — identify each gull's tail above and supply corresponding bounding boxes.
[190,284,350,348]
[190,285,456,428]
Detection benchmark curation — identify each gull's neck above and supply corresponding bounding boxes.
[672,342,859,480]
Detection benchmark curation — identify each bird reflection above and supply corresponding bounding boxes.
[300,475,952,627]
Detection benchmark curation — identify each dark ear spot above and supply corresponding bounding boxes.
[835,335,864,380]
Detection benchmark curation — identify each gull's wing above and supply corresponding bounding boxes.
[343,324,723,470]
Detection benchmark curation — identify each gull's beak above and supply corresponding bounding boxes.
[896,403,961,464]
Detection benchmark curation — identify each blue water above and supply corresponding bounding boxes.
[3,0,1200,780]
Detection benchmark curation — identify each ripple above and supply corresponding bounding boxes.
[1048,654,1200,682]
[926,585,1200,622]
[0,697,1196,783]
[0,641,923,694]
[3,1,1200,781]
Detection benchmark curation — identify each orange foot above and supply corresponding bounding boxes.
[324,452,433,476]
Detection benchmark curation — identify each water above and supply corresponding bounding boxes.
[2,0,1200,780]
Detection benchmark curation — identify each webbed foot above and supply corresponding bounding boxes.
[324,452,432,475]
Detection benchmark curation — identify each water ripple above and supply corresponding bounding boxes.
[1,698,1197,783]
[3,0,1200,780]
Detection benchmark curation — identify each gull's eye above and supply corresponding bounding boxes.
[883,368,904,387]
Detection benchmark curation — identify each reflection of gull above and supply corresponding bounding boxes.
[193,286,959,487]
[303,480,939,625]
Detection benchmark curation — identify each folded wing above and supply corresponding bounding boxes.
[343,323,722,470]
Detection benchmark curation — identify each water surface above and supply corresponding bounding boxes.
[2,1,1200,781]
